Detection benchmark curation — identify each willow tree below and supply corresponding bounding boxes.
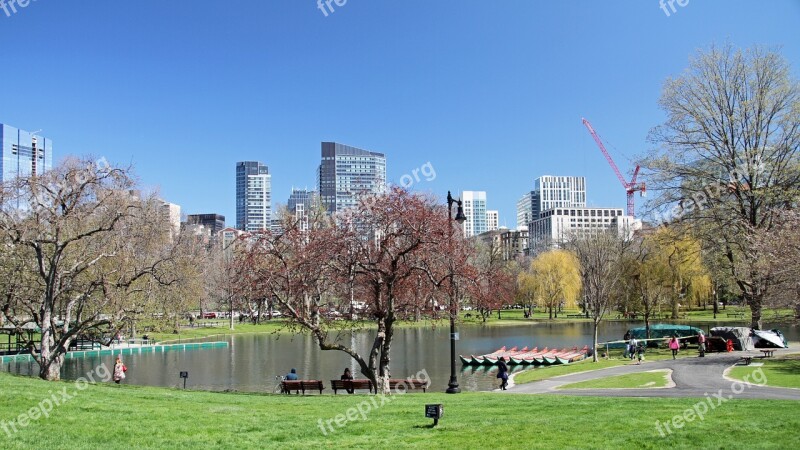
[0,158,192,380]
[527,250,581,319]
[643,44,800,329]
[625,234,672,338]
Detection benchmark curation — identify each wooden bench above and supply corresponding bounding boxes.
[387,379,428,392]
[726,312,745,318]
[760,349,775,358]
[738,356,753,366]
[567,314,585,318]
[281,380,324,395]
[330,379,375,394]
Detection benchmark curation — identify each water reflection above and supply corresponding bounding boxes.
[3,320,796,392]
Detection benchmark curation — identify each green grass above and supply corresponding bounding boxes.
[148,321,290,342]
[1,371,798,449]
[514,348,691,384]
[558,370,671,389]
[728,355,800,389]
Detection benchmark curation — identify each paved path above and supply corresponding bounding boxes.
[506,349,800,400]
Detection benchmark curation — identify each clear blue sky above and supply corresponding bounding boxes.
[2,1,799,226]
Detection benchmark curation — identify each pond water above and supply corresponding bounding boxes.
[4,320,796,392]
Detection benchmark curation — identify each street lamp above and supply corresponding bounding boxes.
[446,191,467,394]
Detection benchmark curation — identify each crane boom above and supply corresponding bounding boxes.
[582,118,628,188]
[581,118,645,217]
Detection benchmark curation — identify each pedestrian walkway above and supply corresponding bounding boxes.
[506,349,800,401]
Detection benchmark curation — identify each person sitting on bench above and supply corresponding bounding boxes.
[340,368,355,394]
[285,368,298,380]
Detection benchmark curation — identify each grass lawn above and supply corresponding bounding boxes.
[728,355,800,389]
[514,348,690,385]
[1,371,798,449]
[558,370,671,389]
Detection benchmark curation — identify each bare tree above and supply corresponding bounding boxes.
[569,232,629,362]
[643,44,800,329]
[0,158,191,380]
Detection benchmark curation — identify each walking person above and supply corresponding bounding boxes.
[628,337,638,361]
[113,356,127,384]
[668,336,680,359]
[698,332,706,357]
[497,359,509,390]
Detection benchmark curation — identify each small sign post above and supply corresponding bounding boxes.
[180,371,189,389]
[425,404,444,426]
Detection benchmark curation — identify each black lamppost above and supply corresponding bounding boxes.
[446,191,467,394]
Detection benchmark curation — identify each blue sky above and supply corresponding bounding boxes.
[2,0,799,227]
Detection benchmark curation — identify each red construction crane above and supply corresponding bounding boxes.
[581,118,645,217]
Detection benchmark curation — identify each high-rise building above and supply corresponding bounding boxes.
[0,123,53,182]
[159,200,181,240]
[516,191,535,230]
[461,191,488,238]
[486,210,499,232]
[317,142,386,213]
[236,161,271,232]
[531,176,586,221]
[186,214,226,236]
[287,188,319,231]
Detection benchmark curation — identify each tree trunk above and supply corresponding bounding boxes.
[747,293,763,330]
[548,306,553,320]
[592,319,599,362]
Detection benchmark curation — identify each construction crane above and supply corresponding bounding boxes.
[581,118,645,217]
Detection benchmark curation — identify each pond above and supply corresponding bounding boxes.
[4,320,796,392]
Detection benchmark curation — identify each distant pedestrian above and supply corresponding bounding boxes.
[698,332,706,357]
[635,344,644,365]
[113,356,127,384]
[497,359,509,390]
[668,336,680,359]
[341,368,355,394]
[628,337,638,360]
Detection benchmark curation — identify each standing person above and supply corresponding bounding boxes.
[628,337,638,361]
[497,359,509,390]
[113,356,127,384]
[285,368,298,380]
[698,332,706,357]
[623,331,632,358]
[668,336,680,359]
[341,368,355,394]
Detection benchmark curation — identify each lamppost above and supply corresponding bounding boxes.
[446,191,467,394]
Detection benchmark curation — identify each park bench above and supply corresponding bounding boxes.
[387,379,429,392]
[330,379,375,394]
[281,380,324,395]
[567,314,585,318]
[738,356,753,366]
[759,349,775,358]
[726,312,745,318]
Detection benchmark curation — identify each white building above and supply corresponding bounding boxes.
[529,206,636,248]
[486,210,499,232]
[532,176,586,220]
[516,191,535,230]
[460,191,488,238]
[236,161,272,232]
[160,201,181,239]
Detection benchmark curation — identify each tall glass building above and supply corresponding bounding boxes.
[531,175,586,220]
[236,161,271,232]
[461,191,489,238]
[0,123,53,182]
[317,142,386,213]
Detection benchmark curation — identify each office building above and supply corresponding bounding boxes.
[486,210,499,232]
[160,201,181,239]
[186,214,226,236]
[461,191,488,238]
[236,161,271,232]
[517,191,535,230]
[529,206,635,248]
[288,188,318,230]
[0,123,53,182]
[317,142,386,213]
[531,176,586,221]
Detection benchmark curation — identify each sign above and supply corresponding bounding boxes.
[425,404,444,424]
[451,332,460,341]
[179,371,189,378]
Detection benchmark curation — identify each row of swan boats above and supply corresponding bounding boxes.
[460,346,588,366]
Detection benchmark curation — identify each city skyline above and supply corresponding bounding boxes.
[1,1,798,227]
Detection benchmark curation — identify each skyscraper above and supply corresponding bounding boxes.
[236,161,271,232]
[186,214,226,236]
[531,176,586,220]
[287,188,319,230]
[317,142,386,213]
[461,191,488,238]
[0,123,53,182]
[516,191,535,230]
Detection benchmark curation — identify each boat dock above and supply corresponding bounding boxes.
[0,341,229,363]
